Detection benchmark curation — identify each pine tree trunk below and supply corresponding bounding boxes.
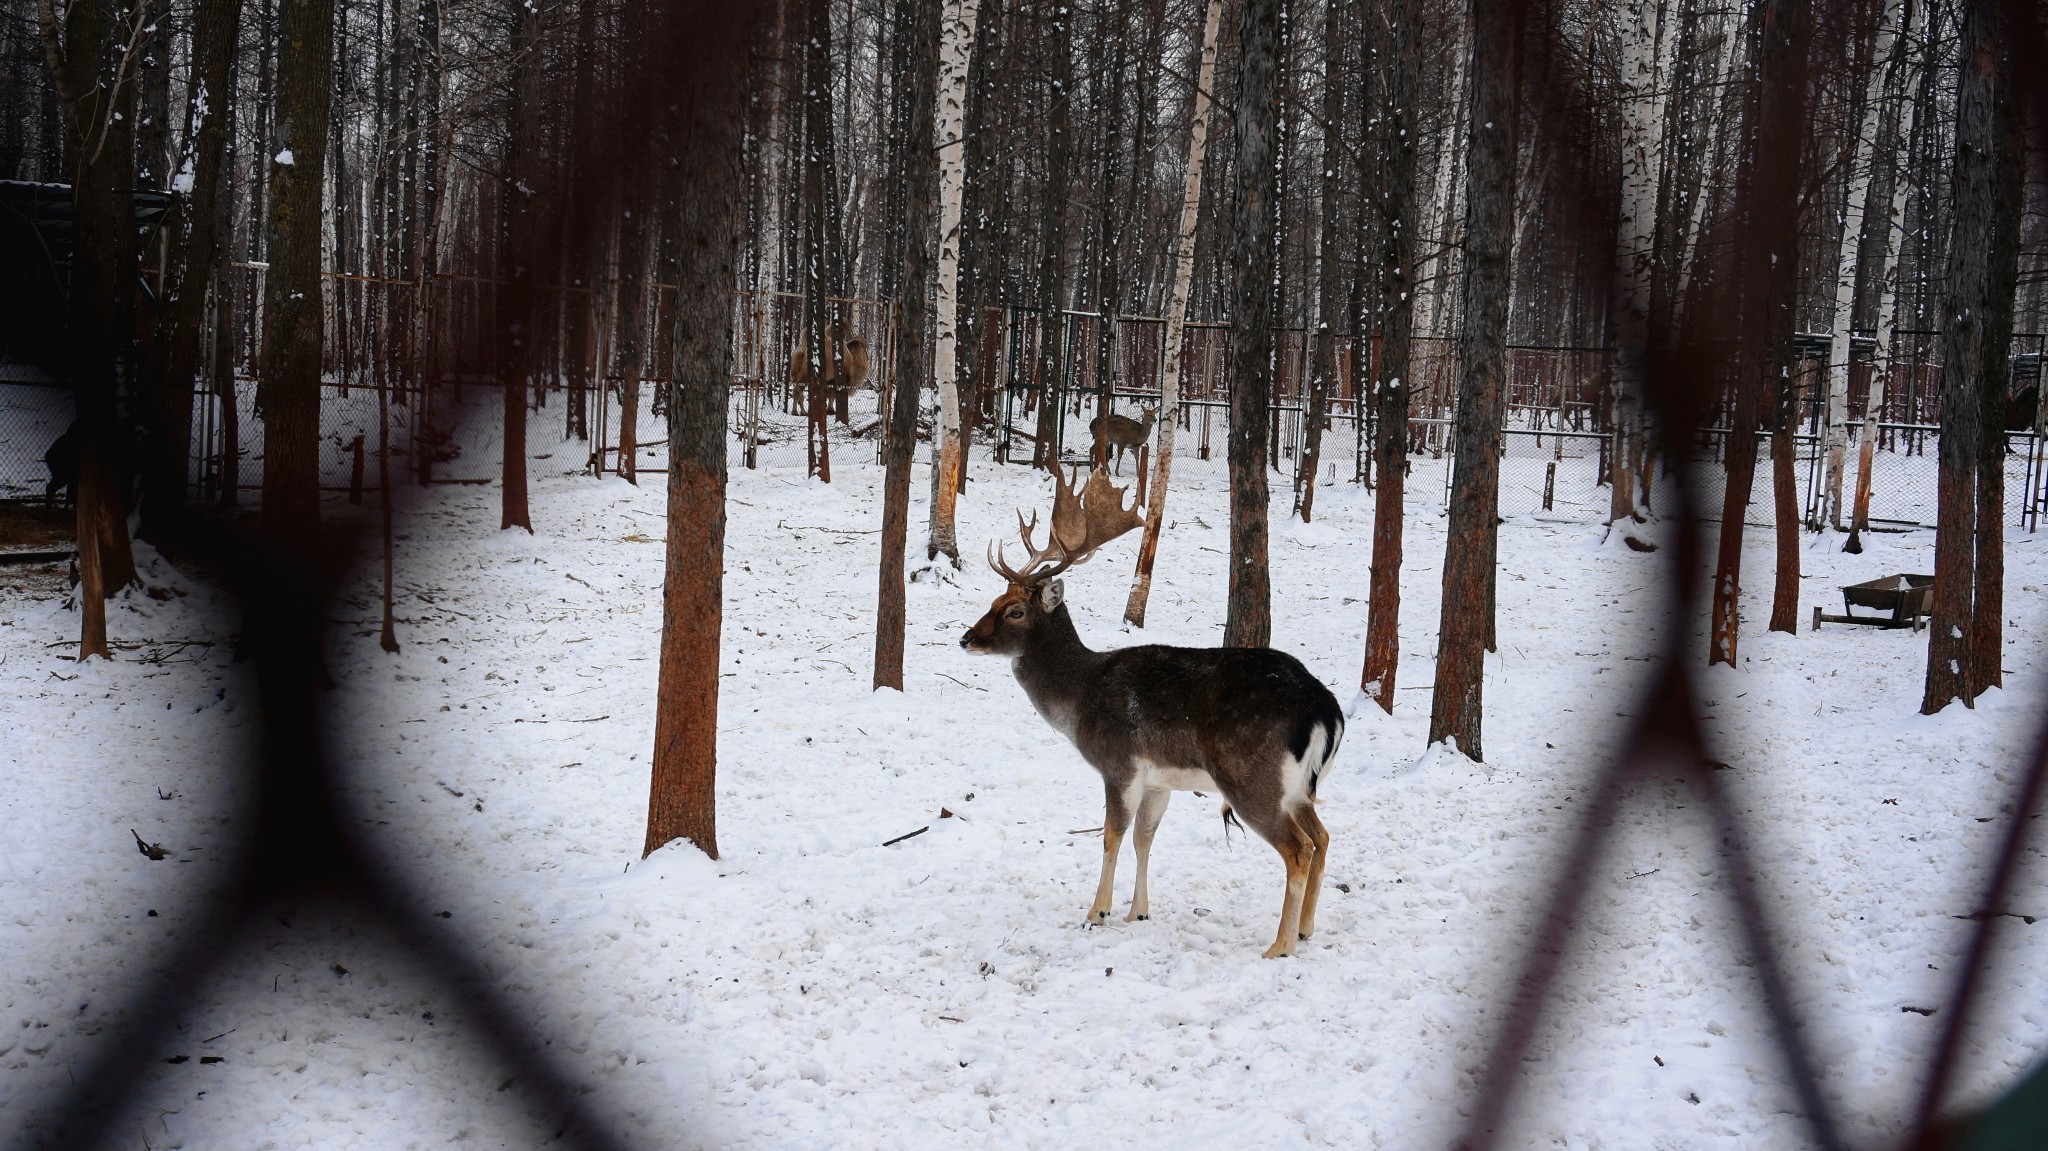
[1428,0,1517,760]
[1222,0,1281,650]
[1923,0,2015,713]
[1707,0,1808,667]
[647,3,754,860]
[927,0,981,563]
[1028,5,1074,471]
[1359,0,1421,715]
[1124,0,1221,629]
[259,0,333,553]
[615,208,650,485]
[498,0,540,533]
[141,0,245,545]
[876,0,939,690]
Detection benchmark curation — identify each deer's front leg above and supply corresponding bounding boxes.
[1087,782,1136,927]
[1127,787,1170,921]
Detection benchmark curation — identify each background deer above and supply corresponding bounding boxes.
[961,466,1344,957]
[1088,406,1157,475]
[788,321,871,393]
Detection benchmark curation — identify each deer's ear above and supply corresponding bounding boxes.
[1040,579,1065,611]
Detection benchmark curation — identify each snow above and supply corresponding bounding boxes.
[3,447,2044,1148]
[274,149,294,167]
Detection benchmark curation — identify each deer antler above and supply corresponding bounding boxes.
[989,466,1145,588]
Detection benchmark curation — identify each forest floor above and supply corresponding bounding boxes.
[3,448,2045,1149]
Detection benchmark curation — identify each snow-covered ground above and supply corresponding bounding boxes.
[3,446,2044,1149]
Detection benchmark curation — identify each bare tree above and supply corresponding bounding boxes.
[1922,0,2018,713]
[1707,0,1810,665]
[259,0,334,552]
[141,0,246,546]
[1358,0,1422,715]
[926,0,981,564]
[875,0,940,690]
[1429,0,1519,759]
[646,1,757,859]
[498,0,542,533]
[40,0,144,657]
[1223,0,1282,650]
[1124,0,1223,629]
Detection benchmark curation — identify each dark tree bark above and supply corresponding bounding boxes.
[1708,0,1809,666]
[874,0,938,692]
[1428,0,1519,760]
[41,0,142,660]
[1360,0,1420,715]
[1029,2,1075,469]
[141,0,245,545]
[614,207,650,485]
[1924,0,2017,713]
[1222,0,1281,650]
[498,0,541,533]
[1768,414,1800,632]
[258,0,332,553]
[646,1,755,860]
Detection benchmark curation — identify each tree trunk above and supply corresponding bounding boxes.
[646,3,753,860]
[498,0,541,533]
[1768,418,1799,632]
[1029,4,1075,471]
[259,0,333,553]
[1923,0,2016,713]
[1124,0,1221,629]
[1846,0,1923,553]
[1359,0,1421,714]
[1297,0,1345,525]
[927,0,981,563]
[1707,0,1808,667]
[1222,0,1281,651]
[615,208,650,485]
[876,0,939,690]
[1428,0,1518,760]
[141,0,245,545]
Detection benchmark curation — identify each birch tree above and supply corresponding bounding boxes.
[1124,0,1223,629]
[926,0,980,564]
[1608,0,1671,527]
[1821,0,1899,532]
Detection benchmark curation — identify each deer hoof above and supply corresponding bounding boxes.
[1262,941,1296,959]
[1126,912,1148,922]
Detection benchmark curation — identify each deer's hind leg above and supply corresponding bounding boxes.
[1294,805,1331,940]
[1087,780,1138,927]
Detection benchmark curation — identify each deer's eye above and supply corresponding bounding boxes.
[1005,607,1024,621]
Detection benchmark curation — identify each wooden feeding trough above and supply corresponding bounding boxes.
[1812,573,1934,631]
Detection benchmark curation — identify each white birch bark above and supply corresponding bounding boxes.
[1124,0,1223,627]
[1823,0,1900,528]
[1610,0,1672,522]
[926,0,980,563]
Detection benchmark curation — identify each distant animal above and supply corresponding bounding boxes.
[960,465,1345,958]
[788,321,871,393]
[43,423,79,500]
[43,420,140,504]
[1088,405,1157,475]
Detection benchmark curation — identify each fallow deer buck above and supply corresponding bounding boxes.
[1088,406,1157,475]
[960,466,1344,958]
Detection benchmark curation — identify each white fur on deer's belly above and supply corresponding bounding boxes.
[1133,758,1219,793]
